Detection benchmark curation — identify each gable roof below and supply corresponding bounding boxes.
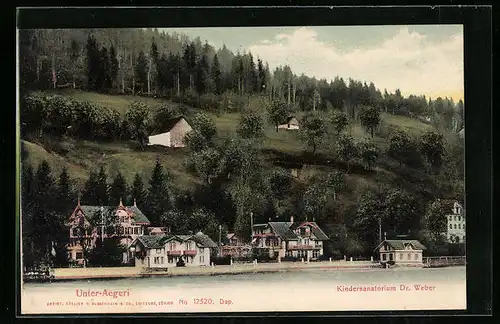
[291,221,329,240]
[280,116,299,125]
[136,235,167,249]
[131,232,218,249]
[75,204,150,225]
[192,232,218,248]
[374,240,427,251]
[268,222,299,241]
[149,116,189,136]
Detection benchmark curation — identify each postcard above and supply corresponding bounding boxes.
[18,18,467,314]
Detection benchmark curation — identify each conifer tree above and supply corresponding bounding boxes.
[32,160,60,263]
[257,58,266,93]
[211,54,222,95]
[195,52,209,96]
[109,171,128,206]
[135,50,148,92]
[82,170,99,205]
[56,167,75,215]
[146,159,171,225]
[109,44,119,89]
[96,166,109,206]
[130,172,147,207]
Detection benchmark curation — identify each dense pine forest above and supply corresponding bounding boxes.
[19,28,465,267]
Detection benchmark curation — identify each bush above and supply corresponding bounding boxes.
[211,255,231,265]
[280,256,300,262]
[220,91,247,113]
[199,94,220,112]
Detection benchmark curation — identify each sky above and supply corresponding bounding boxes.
[160,25,463,101]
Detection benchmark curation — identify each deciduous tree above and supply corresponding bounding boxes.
[358,138,379,170]
[300,112,326,155]
[267,99,289,132]
[420,130,445,171]
[337,134,358,173]
[359,105,381,138]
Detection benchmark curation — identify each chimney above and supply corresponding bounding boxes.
[134,199,137,207]
[119,198,124,207]
[290,216,294,224]
[77,197,81,207]
[384,232,387,240]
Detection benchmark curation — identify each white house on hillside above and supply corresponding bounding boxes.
[128,232,218,269]
[148,116,192,148]
[278,116,300,130]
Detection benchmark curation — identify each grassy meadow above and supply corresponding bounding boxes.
[21,90,438,198]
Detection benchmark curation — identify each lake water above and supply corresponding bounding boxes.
[22,266,466,313]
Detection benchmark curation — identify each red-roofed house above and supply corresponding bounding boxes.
[66,199,151,265]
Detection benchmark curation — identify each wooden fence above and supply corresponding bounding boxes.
[423,256,466,268]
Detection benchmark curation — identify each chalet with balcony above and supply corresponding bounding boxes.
[374,240,427,266]
[288,220,329,260]
[221,233,251,258]
[128,232,218,268]
[66,199,150,265]
[252,216,329,261]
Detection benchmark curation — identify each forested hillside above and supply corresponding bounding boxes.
[19,28,465,267]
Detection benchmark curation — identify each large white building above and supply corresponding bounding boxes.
[128,232,218,269]
[446,201,466,243]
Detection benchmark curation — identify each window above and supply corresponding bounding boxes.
[305,239,309,245]
[200,255,204,264]
[463,236,466,241]
[414,253,418,260]
[76,252,83,259]
[160,257,164,264]
[156,248,162,254]
[454,224,457,229]
[458,224,461,229]
[450,224,453,229]
[399,253,403,260]
[449,236,453,241]
[407,253,411,260]
[134,227,139,234]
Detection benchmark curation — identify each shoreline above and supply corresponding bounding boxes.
[21,261,466,283]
